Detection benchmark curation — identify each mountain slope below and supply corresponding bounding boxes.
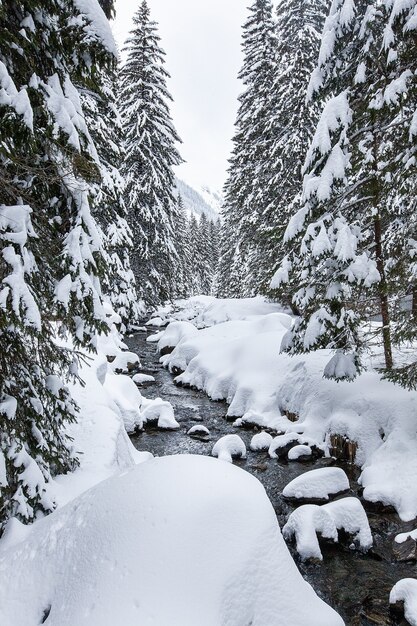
[175,178,222,221]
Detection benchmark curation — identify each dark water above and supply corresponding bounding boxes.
[126,330,416,626]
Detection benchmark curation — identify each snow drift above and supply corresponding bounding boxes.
[0,456,343,626]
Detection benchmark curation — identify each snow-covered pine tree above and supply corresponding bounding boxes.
[218,0,277,298]
[262,0,327,301]
[173,194,192,299]
[195,213,213,295]
[80,20,140,331]
[188,214,201,296]
[378,0,417,389]
[120,0,183,308]
[0,0,116,528]
[209,218,221,295]
[274,0,417,382]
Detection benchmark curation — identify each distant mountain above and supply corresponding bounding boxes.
[175,178,222,222]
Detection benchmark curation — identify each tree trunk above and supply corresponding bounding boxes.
[374,215,393,370]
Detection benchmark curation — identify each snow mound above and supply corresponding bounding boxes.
[0,456,343,626]
[109,350,140,373]
[390,579,417,626]
[250,431,273,451]
[288,445,312,461]
[157,320,198,353]
[132,373,155,385]
[283,467,350,501]
[212,434,247,463]
[283,504,338,560]
[322,498,373,551]
[269,433,322,459]
[283,498,372,560]
[103,371,143,433]
[140,397,179,430]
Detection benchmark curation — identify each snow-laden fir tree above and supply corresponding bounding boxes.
[217,0,277,298]
[273,0,416,381]
[173,194,192,299]
[81,43,141,331]
[261,0,327,304]
[188,214,201,295]
[120,0,183,308]
[0,0,116,528]
[195,213,214,295]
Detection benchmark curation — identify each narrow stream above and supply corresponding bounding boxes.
[127,330,415,626]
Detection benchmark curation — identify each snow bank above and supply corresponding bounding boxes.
[390,579,417,626]
[149,295,286,329]
[283,467,350,501]
[283,498,372,560]
[212,434,246,463]
[157,297,417,521]
[0,456,343,626]
[250,431,273,451]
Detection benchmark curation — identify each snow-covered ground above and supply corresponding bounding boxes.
[0,455,343,626]
[152,296,417,522]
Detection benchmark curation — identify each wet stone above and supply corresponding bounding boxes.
[392,537,417,562]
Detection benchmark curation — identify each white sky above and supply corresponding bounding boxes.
[113,0,248,191]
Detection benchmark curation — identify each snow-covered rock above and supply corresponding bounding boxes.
[250,431,273,451]
[288,445,312,461]
[283,504,338,561]
[140,397,179,430]
[109,350,140,373]
[283,498,372,560]
[212,434,247,463]
[390,579,417,626]
[322,498,373,551]
[132,373,155,385]
[187,425,210,436]
[157,320,198,354]
[283,467,350,502]
[0,456,343,626]
[269,433,322,459]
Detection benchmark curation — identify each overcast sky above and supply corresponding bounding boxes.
[113,1,248,191]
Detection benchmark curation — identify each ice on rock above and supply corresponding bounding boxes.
[288,445,312,461]
[283,497,372,560]
[390,579,417,626]
[212,434,247,463]
[283,504,338,561]
[322,498,373,551]
[283,467,350,501]
[0,456,343,626]
[250,431,273,451]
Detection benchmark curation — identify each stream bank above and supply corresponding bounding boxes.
[127,330,415,626]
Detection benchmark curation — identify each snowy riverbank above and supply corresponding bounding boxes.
[151,296,417,523]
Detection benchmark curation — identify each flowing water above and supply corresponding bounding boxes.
[127,330,416,626]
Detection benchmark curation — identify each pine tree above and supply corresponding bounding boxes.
[173,194,192,299]
[261,0,327,302]
[120,0,183,308]
[218,0,277,298]
[0,0,116,527]
[188,214,201,296]
[81,42,140,331]
[195,214,213,295]
[274,0,417,382]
